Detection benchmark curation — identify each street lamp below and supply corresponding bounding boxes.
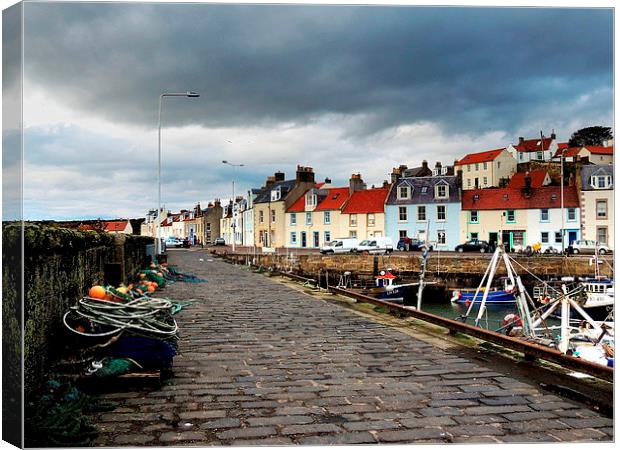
[560,148,566,254]
[222,160,244,253]
[156,91,200,256]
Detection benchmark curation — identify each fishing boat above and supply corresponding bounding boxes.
[361,270,418,304]
[451,277,516,304]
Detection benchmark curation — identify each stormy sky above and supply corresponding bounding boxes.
[4,2,614,220]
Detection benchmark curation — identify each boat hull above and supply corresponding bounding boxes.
[453,290,516,304]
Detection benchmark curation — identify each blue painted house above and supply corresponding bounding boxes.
[385,171,461,249]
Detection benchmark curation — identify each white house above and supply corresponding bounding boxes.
[506,133,559,163]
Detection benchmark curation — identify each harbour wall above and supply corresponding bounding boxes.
[220,252,613,283]
[2,223,153,397]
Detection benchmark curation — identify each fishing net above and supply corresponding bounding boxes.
[164,265,207,283]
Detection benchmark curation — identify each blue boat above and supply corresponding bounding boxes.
[451,278,516,304]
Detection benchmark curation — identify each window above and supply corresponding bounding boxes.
[259,210,264,223]
[541,232,549,244]
[271,188,281,201]
[467,179,472,188]
[437,230,446,245]
[324,231,331,243]
[441,166,448,175]
[435,184,447,198]
[483,162,487,170]
[470,232,479,240]
[305,212,312,225]
[591,175,612,189]
[418,206,426,221]
[596,200,607,218]
[290,213,297,226]
[368,213,375,226]
[497,161,501,169]
[475,163,479,171]
[399,206,408,221]
[483,176,488,186]
[540,209,549,222]
[421,186,428,194]
[567,208,576,221]
[324,211,331,224]
[271,210,276,223]
[536,151,543,160]
[290,232,297,244]
[437,205,446,221]
[306,194,317,207]
[597,227,608,244]
[467,164,471,172]
[399,230,407,238]
[555,232,563,244]
[349,214,357,227]
[506,210,515,223]
[206,223,211,231]
[349,231,357,238]
[398,185,410,199]
[469,210,479,223]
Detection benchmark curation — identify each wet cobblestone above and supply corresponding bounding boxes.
[89,251,614,445]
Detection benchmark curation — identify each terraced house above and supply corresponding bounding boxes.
[385,167,461,249]
[340,183,390,241]
[455,148,517,190]
[285,180,351,248]
[506,133,560,162]
[253,167,316,248]
[579,165,614,249]
[461,180,580,252]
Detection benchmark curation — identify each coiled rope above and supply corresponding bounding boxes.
[63,296,178,338]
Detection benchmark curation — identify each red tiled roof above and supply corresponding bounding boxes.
[457,148,505,165]
[586,145,613,155]
[507,170,549,189]
[554,146,583,158]
[341,188,388,214]
[557,142,569,150]
[316,187,350,211]
[105,221,129,232]
[462,186,579,211]
[78,224,96,231]
[513,137,553,152]
[287,192,307,213]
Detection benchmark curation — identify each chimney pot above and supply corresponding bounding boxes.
[519,137,525,144]
[422,160,428,168]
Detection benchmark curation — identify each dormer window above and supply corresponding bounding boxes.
[306,193,317,207]
[551,193,557,201]
[421,186,428,194]
[590,175,612,189]
[271,187,281,201]
[432,169,439,176]
[441,166,448,175]
[435,184,448,199]
[398,185,410,200]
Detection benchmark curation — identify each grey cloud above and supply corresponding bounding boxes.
[23,4,612,136]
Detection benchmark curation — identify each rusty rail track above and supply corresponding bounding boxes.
[277,270,613,382]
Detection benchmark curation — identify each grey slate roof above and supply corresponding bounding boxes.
[581,165,614,191]
[253,180,296,203]
[386,175,461,205]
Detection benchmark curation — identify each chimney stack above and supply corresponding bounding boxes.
[435,161,442,169]
[274,171,285,182]
[422,160,428,169]
[324,177,332,184]
[390,165,407,183]
[523,171,532,197]
[382,180,389,188]
[349,173,366,195]
[551,129,556,140]
[265,175,276,188]
[519,137,525,145]
[295,165,315,184]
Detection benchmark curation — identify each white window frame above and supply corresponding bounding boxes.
[435,184,448,199]
[324,211,331,224]
[398,206,408,222]
[398,185,410,200]
[290,213,297,226]
[437,205,446,221]
[349,214,357,227]
[417,206,426,221]
[437,230,446,245]
[290,232,297,245]
[540,209,549,222]
[305,212,312,225]
[368,213,375,227]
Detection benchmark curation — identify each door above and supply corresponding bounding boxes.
[501,231,511,251]
[488,232,498,250]
[313,231,320,248]
[301,232,307,248]
[418,230,426,242]
[568,231,577,246]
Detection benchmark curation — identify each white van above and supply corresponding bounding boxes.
[355,237,394,255]
[320,238,359,254]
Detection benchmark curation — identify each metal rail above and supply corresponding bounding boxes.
[277,270,613,382]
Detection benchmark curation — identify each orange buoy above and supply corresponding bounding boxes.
[89,285,107,299]
[147,285,155,293]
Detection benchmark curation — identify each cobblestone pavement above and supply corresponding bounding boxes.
[91,251,613,446]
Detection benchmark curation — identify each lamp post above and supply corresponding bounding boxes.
[222,160,244,253]
[156,91,200,256]
[560,148,565,254]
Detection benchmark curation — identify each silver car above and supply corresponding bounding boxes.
[570,239,611,255]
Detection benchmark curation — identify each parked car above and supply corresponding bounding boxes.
[355,237,394,255]
[455,239,490,253]
[397,237,433,252]
[214,237,226,246]
[568,239,611,255]
[165,237,183,248]
[320,238,359,254]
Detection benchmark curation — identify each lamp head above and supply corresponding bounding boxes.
[187,91,200,97]
[222,160,228,164]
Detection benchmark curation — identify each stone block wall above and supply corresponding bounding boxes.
[2,223,153,397]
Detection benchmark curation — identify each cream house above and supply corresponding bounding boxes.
[455,148,517,190]
[339,184,389,241]
[554,145,614,165]
[579,165,614,249]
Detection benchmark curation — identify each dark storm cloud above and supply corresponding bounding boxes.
[24,3,612,135]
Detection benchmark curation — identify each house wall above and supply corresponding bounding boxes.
[581,190,614,249]
[385,202,461,249]
[338,212,386,241]
[525,207,581,250]
[254,201,287,248]
[285,209,345,248]
[457,150,517,190]
[243,208,255,247]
